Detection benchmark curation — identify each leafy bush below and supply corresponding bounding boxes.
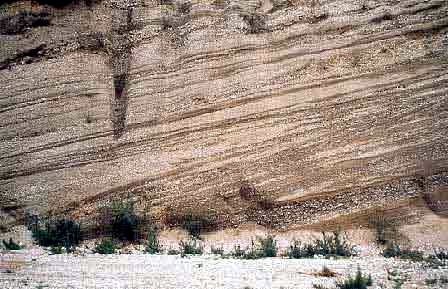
[257,235,277,257]
[95,238,116,254]
[231,235,278,259]
[2,238,24,250]
[287,240,314,258]
[145,226,161,254]
[32,218,81,251]
[315,231,354,257]
[336,267,372,289]
[287,231,355,259]
[110,199,139,241]
[165,208,217,239]
[382,243,424,261]
[179,239,203,255]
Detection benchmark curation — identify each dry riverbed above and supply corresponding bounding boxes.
[1,246,447,289]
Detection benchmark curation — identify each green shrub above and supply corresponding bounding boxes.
[287,231,354,259]
[287,240,313,258]
[257,235,277,257]
[145,226,161,254]
[231,244,246,258]
[231,236,278,259]
[210,246,224,255]
[110,199,139,241]
[240,240,261,259]
[179,239,203,255]
[336,267,372,289]
[315,231,354,257]
[167,248,180,255]
[32,218,81,251]
[2,238,24,250]
[95,238,116,254]
[50,246,64,254]
[165,208,217,239]
[382,243,423,261]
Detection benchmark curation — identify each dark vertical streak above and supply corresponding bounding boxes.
[110,4,133,139]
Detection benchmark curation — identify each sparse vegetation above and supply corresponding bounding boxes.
[231,235,278,259]
[387,269,409,289]
[382,243,424,261]
[32,218,81,252]
[50,245,64,254]
[2,238,24,250]
[210,245,224,255]
[336,267,372,289]
[167,248,180,255]
[231,244,246,258]
[287,231,355,259]
[432,247,448,260]
[95,238,116,254]
[257,235,277,257]
[317,266,337,277]
[164,208,218,239]
[145,226,161,254]
[368,211,401,245]
[238,240,261,260]
[110,198,140,241]
[179,238,203,255]
[0,10,51,35]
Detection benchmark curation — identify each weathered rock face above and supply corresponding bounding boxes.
[1,0,447,228]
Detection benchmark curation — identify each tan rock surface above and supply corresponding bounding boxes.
[0,0,447,228]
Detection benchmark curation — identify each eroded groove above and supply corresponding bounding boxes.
[109,1,134,139]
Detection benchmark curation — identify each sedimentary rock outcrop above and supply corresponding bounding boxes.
[1,0,447,228]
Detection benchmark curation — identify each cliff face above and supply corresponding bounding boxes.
[1,0,448,228]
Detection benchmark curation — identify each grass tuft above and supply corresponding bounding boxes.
[179,238,203,256]
[287,231,355,259]
[95,238,116,254]
[2,238,24,250]
[336,267,373,289]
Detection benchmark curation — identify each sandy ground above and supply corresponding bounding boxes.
[1,220,448,289]
[1,247,448,289]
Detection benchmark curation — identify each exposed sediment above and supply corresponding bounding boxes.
[0,0,448,228]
